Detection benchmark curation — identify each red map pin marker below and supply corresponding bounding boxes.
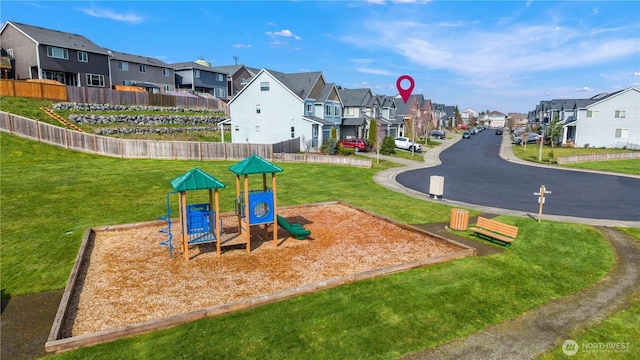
[396,75,414,103]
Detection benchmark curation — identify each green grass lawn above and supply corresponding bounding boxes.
[46,216,614,359]
[538,232,640,360]
[0,132,621,359]
[0,99,637,358]
[511,143,640,175]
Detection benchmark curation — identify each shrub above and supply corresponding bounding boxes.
[338,145,354,156]
[321,138,338,155]
[380,136,396,155]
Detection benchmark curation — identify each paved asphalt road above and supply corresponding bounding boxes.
[396,131,640,221]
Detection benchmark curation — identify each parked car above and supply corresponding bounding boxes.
[429,130,446,139]
[338,138,369,152]
[513,133,541,145]
[462,131,471,139]
[394,137,422,152]
[495,127,504,135]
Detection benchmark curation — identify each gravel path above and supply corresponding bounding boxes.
[399,227,640,360]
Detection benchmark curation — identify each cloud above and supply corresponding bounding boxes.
[633,72,640,76]
[232,44,252,49]
[575,87,593,91]
[265,29,301,40]
[79,7,142,24]
[340,18,640,90]
[356,67,395,76]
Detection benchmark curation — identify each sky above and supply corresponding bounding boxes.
[2,1,639,113]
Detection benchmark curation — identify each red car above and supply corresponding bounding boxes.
[339,138,369,152]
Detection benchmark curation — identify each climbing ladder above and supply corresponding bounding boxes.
[158,192,177,258]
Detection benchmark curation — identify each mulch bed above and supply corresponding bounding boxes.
[65,202,466,337]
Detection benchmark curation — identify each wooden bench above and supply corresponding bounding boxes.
[469,216,519,247]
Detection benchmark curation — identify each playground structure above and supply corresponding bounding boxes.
[159,168,226,260]
[229,154,283,252]
[159,154,309,260]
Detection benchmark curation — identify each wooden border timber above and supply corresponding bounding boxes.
[45,201,475,353]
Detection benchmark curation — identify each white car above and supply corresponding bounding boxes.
[394,137,422,152]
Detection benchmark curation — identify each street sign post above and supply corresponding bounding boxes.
[534,185,552,223]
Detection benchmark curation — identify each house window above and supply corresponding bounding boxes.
[291,126,295,138]
[345,108,355,116]
[615,110,627,118]
[162,68,170,76]
[260,82,270,91]
[235,126,240,131]
[194,69,200,78]
[86,73,105,87]
[312,125,318,137]
[139,65,146,73]
[306,104,312,113]
[216,73,224,81]
[334,105,340,117]
[117,61,129,71]
[77,51,88,62]
[215,88,226,98]
[256,104,261,114]
[7,49,13,58]
[325,105,331,116]
[586,110,600,118]
[43,71,66,84]
[163,85,170,92]
[615,128,629,139]
[123,80,136,85]
[47,46,68,59]
[255,126,260,132]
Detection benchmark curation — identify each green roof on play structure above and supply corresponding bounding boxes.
[229,154,283,175]
[170,168,226,191]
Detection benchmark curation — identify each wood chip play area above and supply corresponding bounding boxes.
[50,202,474,350]
[46,157,475,353]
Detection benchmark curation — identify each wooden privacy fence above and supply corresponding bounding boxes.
[0,79,67,101]
[0,80,229,113]
[557,152,640,164]
[0,112,371,167]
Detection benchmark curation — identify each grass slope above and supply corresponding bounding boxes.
[0,102,632,358]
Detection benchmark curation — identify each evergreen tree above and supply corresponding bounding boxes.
[368,119,377,148]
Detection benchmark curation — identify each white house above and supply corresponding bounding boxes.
[483,111,506,128]
[461,108,479,125]
[563,87,639,148]
[228,69,341,151]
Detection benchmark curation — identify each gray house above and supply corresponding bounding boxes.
[107,49,175,93]
[337,87,377,140]
[210,64,260,101]
[0,21,111,87]
[172,59,228,99]
[375,95,397,137]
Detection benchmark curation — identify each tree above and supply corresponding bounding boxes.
[546,115,563,147]
[368,118,377,149]
[330,127,337,140]
[368,118,383,164]
[380,136,396,155]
